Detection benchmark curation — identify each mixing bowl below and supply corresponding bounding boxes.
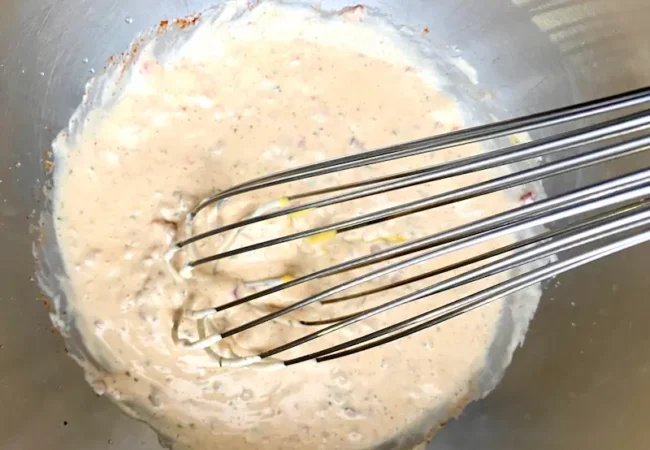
[1,0,649,449]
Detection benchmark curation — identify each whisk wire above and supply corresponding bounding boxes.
[186,170,650,357]
[167,88,650,367]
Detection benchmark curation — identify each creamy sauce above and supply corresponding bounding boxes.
[50,3,537,449]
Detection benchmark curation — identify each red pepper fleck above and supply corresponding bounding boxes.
[174,13,201,29]
[423,27,430,34]
[520,191,535,204]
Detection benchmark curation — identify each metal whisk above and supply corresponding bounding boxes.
[166,87,650,368]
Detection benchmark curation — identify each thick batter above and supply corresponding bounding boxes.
[50,2,536,449]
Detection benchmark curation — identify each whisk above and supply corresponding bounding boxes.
[166,87,650,368]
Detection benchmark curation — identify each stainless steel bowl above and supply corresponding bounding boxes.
[2,1,650,449]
